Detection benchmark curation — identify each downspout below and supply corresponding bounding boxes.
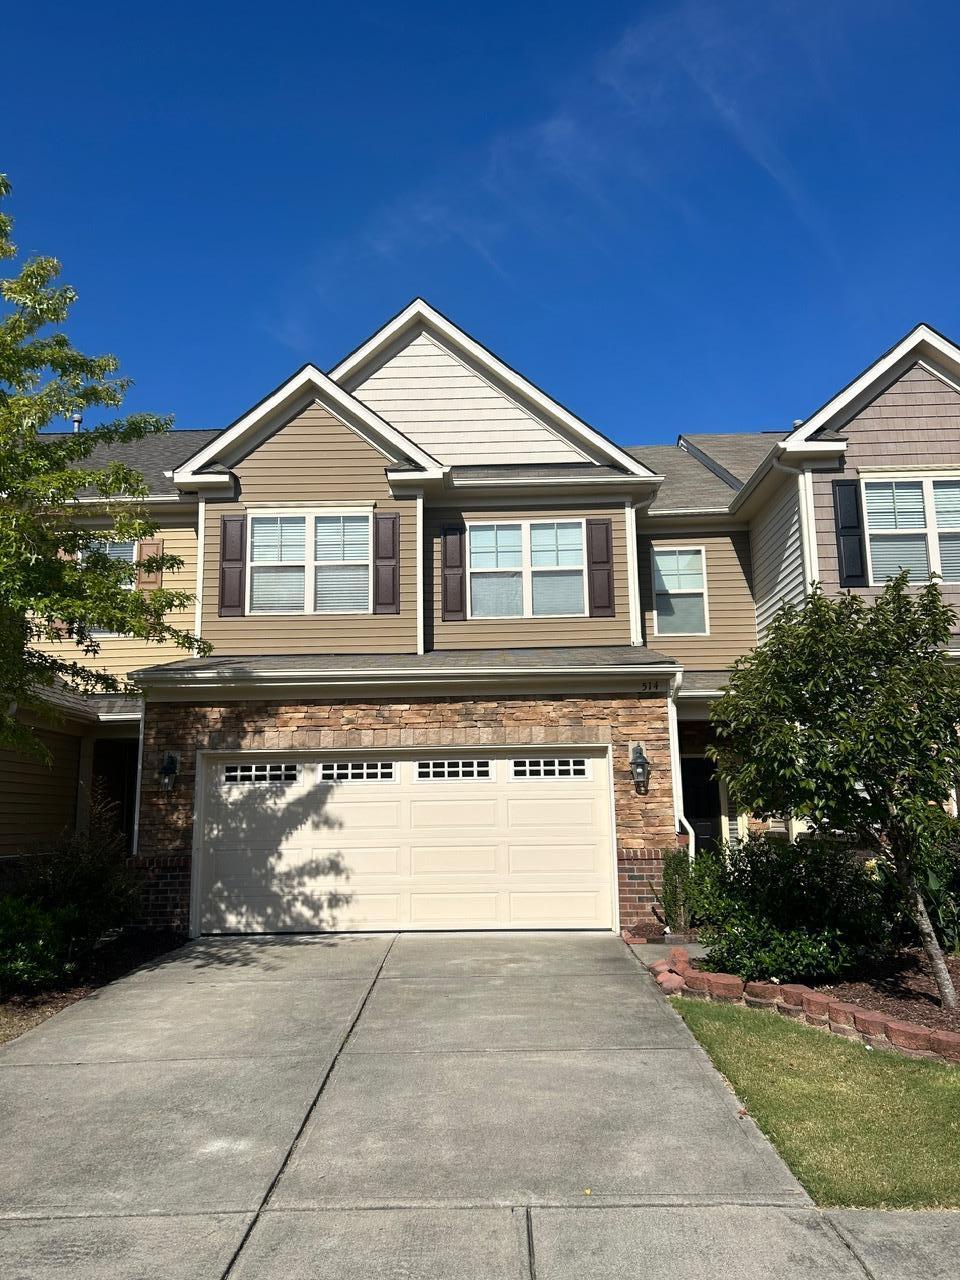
[667,672,696,860]
[773,454,819,591]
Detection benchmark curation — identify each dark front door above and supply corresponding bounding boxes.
[680,757,723,848]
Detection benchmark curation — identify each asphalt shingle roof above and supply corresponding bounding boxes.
[625,446,736,513]
[679,431,788,486]
[42,430,220,497]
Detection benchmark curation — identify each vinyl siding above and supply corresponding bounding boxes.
[35,511,199,681]
[751,477,805,635]
[427,503,631,649]
[201,402,418,654]
[347,329,587,466]
[812,362,960,610]
[638,529,756,668]
[0,728,81,853]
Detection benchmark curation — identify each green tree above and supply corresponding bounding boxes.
[709,574,960,1009]
[0,176,210,754]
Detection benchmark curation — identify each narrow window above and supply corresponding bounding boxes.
[653,548,707,635]
[314,515,371,613]
[530,521,585,616]
[468,523,523,617]
[248,516,306,613]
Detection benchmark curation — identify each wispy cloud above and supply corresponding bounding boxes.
[268,0,863,352]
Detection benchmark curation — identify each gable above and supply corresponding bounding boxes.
[346,328,590,466]
[834,362,960,467]
[232,401,395,504]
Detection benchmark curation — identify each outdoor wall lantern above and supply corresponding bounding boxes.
[629,744,652,794]
[159,752,180,793]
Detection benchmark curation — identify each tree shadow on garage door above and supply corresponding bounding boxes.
[200,776,359,937]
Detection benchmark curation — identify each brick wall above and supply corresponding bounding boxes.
[136,692,677,932]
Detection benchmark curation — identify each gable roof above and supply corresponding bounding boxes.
[172,364,445,488]
[782,322,960,450]
[329,298,659,480]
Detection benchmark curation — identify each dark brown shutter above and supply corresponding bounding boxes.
[833,480,867,587]
[441,524,466,621]
[586,518,615,617]
[373,512,400,614]
[219,514,246,617]
[136,538,164,590]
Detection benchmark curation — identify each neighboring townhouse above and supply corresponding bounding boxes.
[8,308,960,936]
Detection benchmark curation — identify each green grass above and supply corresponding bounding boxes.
[673,997,960,1209]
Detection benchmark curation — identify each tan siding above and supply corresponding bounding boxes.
[638,529,755,668]
[750,478,805,635]
[812,362,960,611]
[35,511,199,681]
[202,403,418,654]
[0,728,81,853]
[348,330,586,465]
[428,504,631,649]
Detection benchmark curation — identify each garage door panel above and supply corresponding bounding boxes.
[409,798,499,829]
[505,797,598,828]
[411,845,499,875]
[200,750,613,932]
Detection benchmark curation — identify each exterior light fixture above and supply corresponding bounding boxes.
[629,744,651,794]
[159,752,180,793]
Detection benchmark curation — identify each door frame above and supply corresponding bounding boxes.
[189,743,620,937]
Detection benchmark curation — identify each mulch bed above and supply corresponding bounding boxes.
[813,950,960,1036]
[0,929,184,1046]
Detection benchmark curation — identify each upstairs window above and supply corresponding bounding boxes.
[467,520,586,619]
[652,547,708,635]
[86,540,137,636]
[863,478,960,583]
[247,512,371,614]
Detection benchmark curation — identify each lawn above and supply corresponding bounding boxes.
[673,997,960,1209]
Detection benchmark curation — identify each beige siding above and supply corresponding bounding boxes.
[35,511,199,681]
[0,728,81,853]
[750,477,805,635]
[202,402,418,654]
[347,329,586,465]
[428,504,631,649]
[638,529,755,668]
[812,363,960,610]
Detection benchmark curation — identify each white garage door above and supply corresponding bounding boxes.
[197,749,614,932]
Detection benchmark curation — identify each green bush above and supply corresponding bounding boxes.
[0,788,139,994]
[0,896,75,996]
[654,847,696,932]
[690,833,898,983]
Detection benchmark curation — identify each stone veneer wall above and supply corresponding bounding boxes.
[135,692,676,932]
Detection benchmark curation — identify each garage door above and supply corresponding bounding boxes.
[197,749,614,932]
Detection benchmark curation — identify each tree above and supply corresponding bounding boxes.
[709,574,960,1009]
[0,175,210,755]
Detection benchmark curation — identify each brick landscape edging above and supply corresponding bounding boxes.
[645,947,960,1067]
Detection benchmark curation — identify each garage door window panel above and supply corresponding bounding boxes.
[318,760,396,783]
[223,761,301,785]
[511,757,589,780]
[416,759,494,780]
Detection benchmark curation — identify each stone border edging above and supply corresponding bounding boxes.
[645,947,960,1066]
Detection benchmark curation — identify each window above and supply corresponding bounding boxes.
[467,521,586,619]
[652,547,708,635]
[223,761,300,785]
[863,478,960,583]
[85,541,137,636]
[512,757,588,779]
[247,512,371,614]
[416,758,493,780]
[318,759,395,782]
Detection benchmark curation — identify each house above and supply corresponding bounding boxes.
[8,306,960,936]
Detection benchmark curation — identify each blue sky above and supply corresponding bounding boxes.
[5,1,960,445]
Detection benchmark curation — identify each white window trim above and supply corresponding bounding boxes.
[464,518,589,620]
[860,475,960,587]
[650,545,710,638]
[245,508,374,617]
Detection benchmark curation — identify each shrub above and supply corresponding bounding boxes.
[653,847,696,932]
[0,896,75,996]
[691,833,898,983]
[1,787,139,993]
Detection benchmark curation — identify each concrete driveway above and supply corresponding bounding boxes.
[1,932,956,1278]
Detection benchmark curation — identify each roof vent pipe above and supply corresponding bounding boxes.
[792,419,803,427]
[71,413,83,433]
